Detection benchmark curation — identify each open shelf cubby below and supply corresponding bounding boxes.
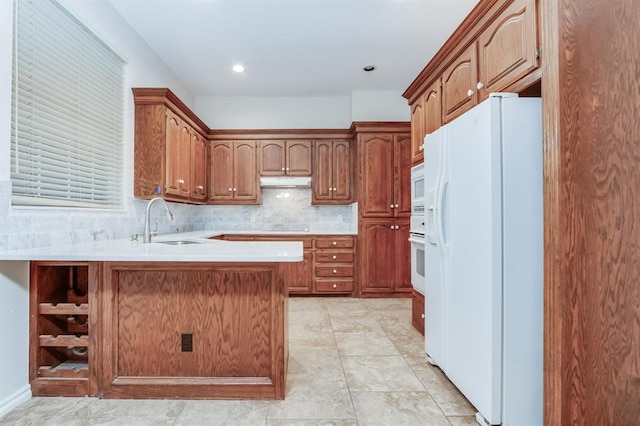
[30,262,96,396]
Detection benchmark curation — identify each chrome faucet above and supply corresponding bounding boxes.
[144,197,174,243]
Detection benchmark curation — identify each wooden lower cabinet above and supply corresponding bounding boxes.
[359,219,411,296]
[29,262,99,397]
[411,289,425,335]
[101,262,287,399]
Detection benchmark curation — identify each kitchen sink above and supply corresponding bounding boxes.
[155,240,202,245]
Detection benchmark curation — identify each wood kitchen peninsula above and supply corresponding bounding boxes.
[0,235,303,400]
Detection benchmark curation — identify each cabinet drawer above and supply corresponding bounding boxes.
[315,251,354,263]
[315,265,353,277]
[315,238,354,249]
[314,279,354,293]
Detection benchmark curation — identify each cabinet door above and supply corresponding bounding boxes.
[332,140,352,202]
[477,0,538,100]
[164,110,182,197]
[442,43,478,123]
[177,123,192,198]
[258,140,286,176]
[312,141,333,202]
[287,249,313,294]
[190,132,207,202]
[424,79,442,135]
[286,141,312,176]
[360,221,396,292]
[394,221,412,292]
[359,134,394,217]
[394,133,412,217]
[209,142,234,201]
[233,141,259,202]
[410,98,425,165]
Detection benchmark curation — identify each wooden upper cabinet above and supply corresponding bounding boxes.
[164,110,191,200]
[424,79,442,136]
[209,142,234,201]
[477,0,538,100]
[190,132,208,202]
[258,140,285,175]
[133,89,210,204]
[210,141,260,204]
[312,140,352,205]
[394,133,412,217]
[233,141,259,202]
[286,141,312,176]
[258,140,311,176]
[442,43,478,124]
[359,134,394,217]
[410,99,425,165]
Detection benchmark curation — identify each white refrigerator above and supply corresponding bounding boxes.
[423,93,543,426]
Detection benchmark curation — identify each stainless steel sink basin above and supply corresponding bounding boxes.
[156,240,202,245]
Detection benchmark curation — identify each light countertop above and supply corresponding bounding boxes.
[0,230,312,262]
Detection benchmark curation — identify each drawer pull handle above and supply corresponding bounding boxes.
[332,241,337,246]
[421,313,425,319]
[332,284,337,289]
[332,269,337,274]
[332,255,337,260]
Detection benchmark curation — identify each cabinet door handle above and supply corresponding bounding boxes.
[329,187,333,191]
[467,89,474,97]
[421,313,425,319]
[390,225,394,229]
[332,284,337,289]
[332,269,337,274]
[332,255,337,260]
[286,167,290,171]
[228,187,233,192]
[333,187,337,191]
[419,145,424,151]
[233,188,237,192]
[178,179,185,184]
[198,185,204,190]
[477,82,484,90]
[281,167,285,171]
[394,204,399,208]
[332,241,337,246]
[390,204,394,209]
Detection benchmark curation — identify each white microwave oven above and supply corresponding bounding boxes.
[411,163,425,215]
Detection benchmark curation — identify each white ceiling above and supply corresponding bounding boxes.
[107,0,480,97]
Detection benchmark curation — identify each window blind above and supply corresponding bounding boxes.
[11,0,125,208]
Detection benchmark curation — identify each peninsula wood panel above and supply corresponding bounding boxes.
[542,0,640,424]
[477,0,538,100]
[101,262,287,399]
[116,270,272,378]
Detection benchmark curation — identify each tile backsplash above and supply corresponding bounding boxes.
[0,182,356,251]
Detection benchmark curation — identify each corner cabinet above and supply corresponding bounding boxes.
[258,140,312,176]
[312,140,353,205]
[209,141,260,204]
[133,88,209,204]
[29,262,99,396]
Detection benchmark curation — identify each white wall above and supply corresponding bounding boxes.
[196,96,353,129]
[195,90,409,129]
[351,90,410,122]
[0,0,194,414]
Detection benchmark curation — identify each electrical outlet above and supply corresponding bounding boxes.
[181,333,193,352]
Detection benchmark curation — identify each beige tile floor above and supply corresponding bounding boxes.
[0,297,477,426]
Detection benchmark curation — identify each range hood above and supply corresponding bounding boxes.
[260,176,312,188]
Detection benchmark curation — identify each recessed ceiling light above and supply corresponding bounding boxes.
[232,64,245,73]
[363,65,376,72]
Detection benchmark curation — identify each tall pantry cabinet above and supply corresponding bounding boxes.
[354,123,412,296]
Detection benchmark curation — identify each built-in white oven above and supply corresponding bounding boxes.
[410,163,426,294]
[409,234,425,295]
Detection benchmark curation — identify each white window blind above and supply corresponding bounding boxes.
[11,0,125,208]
